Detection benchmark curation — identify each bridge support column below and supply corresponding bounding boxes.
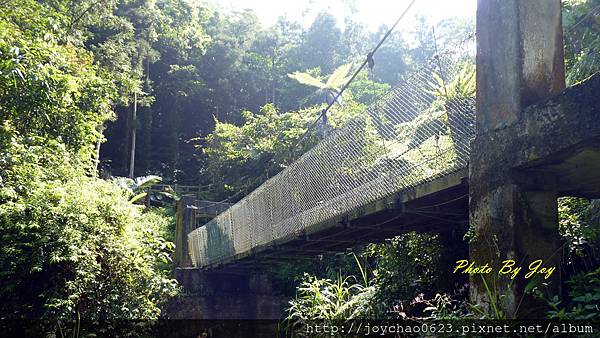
[174,196,195,267]
[164,268,287,337]
[469,0,565,317]
[168,268,286,320]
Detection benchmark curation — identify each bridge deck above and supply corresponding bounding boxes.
[197,169,469,270]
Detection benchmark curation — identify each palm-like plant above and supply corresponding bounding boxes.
[288,63,353,105]
[427,61,476,103]
[430,61,476,150]
[112,175,162,203]
[406,61,475,152]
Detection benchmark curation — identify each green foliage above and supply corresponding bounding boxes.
[202,103,321,198]
[288,71,329,90]
[0,138,179,319]
[284,232,449,323]
[287,63,391,108]
[293,12,342,76]
[563,0,600,85]
[288,63,352,92]
[538,267,600,320]
[98,1,209,177]
[325,63,353,90]
[558,197,600,258]
[410,292,470,320]
[470,276,509,319]
[427,61,476,104]
[346,70,391,104]
[363,61,475,189]
[97,2,445,181]
[366,233,444,311]
[286,256,381,329]
[288,63,355,106]
[287,272,378,322]
[201,98,368,199]
[0,1,179,320]
[206,39,472,316]
[0,1,115,163]
[112,175,163,203]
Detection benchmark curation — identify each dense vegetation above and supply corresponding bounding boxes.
[99,5,473,188]
[1,0,599,324]
[0,0,184,319]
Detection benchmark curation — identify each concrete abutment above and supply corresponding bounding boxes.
[471,0,600,318]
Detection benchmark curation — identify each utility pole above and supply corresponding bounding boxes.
[129,90,137,178]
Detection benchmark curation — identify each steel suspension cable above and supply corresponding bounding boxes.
[293,0,418,150]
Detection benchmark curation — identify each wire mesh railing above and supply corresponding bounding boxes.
[188,36,476,268]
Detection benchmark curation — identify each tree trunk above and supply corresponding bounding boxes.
[129,91,137,178]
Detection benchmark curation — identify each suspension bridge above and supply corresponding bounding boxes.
[169,1,600,322]
[183,39,478,269]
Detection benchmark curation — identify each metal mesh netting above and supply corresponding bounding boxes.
[189,37,476,268]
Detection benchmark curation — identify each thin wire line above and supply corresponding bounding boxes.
[410,193,469,210]
[209,0,419,205]
[292,0,418,151]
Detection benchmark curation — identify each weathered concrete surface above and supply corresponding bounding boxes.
[469,73,600,317]
[174,197,194,267]
[166,269,287,319]
[470,0,573,318]
[476,0,565,133]
[471,73,600,195]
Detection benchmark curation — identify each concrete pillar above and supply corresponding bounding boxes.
[469,0,565,318]
[168,268,287,321]
[476,0,565,132]
[174,196,196,267]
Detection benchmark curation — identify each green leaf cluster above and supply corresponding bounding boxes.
[0,1,116,163]
[563,0,600,84]
[558,197,600,258]
[539,267,600,320]
[287,272,378,323]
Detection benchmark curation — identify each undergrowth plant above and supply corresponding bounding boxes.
[536,267,600,320]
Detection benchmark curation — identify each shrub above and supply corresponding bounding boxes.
[537,267,600,321]
[558,197,600,259]
[0,135,179,319]
[287,272,378,322]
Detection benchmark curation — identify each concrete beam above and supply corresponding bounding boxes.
[168,268,286,320]
[471,73,600,194]
[174,196,197,267]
